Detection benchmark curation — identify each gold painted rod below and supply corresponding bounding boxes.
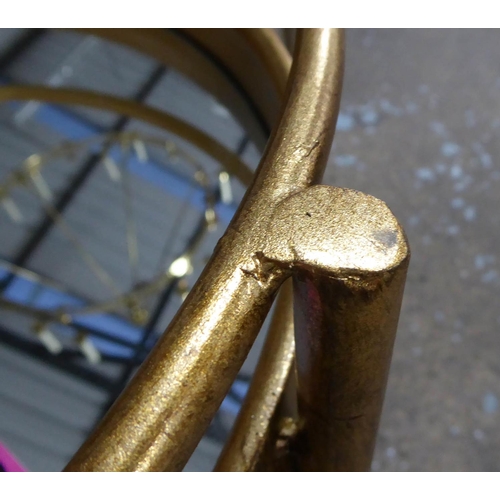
[212,29,295,472]
[214,280,295,472]
[293,254,409,471]
[214,28,345,469]
[0,37,290,468]
[64,29,344,472]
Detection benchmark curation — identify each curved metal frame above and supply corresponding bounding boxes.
[61,28,410,472]
[0,28,410,471]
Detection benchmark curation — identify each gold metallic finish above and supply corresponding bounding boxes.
[65,29,345,472]
[0,85,253,186]
[58,28,410,472]
[217,184,409,472]
[277,186,409,472]
[210,28,296,472]
[214,280,295,472]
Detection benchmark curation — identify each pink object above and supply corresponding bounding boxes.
[0,442,26,472]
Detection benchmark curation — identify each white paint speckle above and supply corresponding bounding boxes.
[429,121,447,137]
[463,206,477,222]
[472,142,493,169]
[335,155,357,168]
[483,392,499,414]
[360,107,379,126]
[416,167,436,182]
[449,425,461,436]
[481,269,499,284]
[408,215,420,227]
[337,112,355,132]
[473,429,485,441]
[441,142,461,157]
[446,225,460,236]
[450,164,463,179]
[386,447,397,459]
[475,255,489,270]
[380,99,402,116]
[451,197,465,209]
[479,153,492,169]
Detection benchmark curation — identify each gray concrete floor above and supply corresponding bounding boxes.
[326,29,500,471]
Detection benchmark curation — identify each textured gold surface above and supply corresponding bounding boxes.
[286,187,409,471]
[216,185,409,471]
[264,186,407,274]
[65,28,346,472]
[61,28,410,472]
[214,280,295,472]
[211,29,295,472]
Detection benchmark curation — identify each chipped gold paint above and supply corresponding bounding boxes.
[61,28,409,472]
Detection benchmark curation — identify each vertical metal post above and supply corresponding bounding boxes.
[293,263,408,471]
[266,185,410,471]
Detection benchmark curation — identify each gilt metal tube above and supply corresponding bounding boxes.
[214,280,295,472]
[64,29,345,472]
[290,188,410,471]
